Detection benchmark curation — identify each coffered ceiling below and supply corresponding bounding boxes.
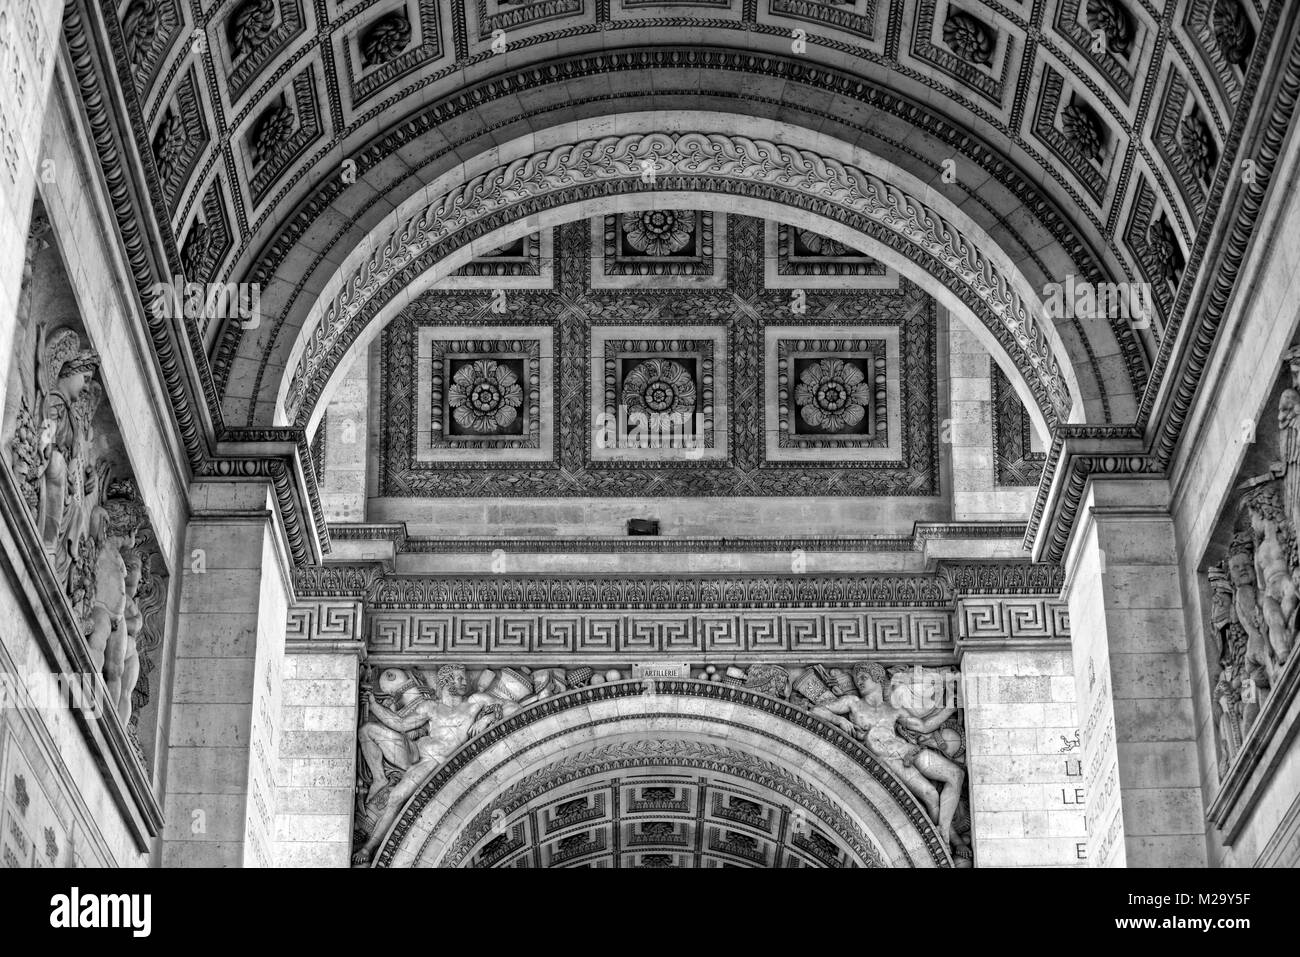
[90,0,1279,434]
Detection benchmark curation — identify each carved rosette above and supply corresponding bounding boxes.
[794,358,872,431]
[1179,112,1216,183]
[251,103,296,166]
[181,221,211,280]
[942,10,995,66]
[360,10,413,67]
[152,113,187,184]
[446,359,523,433]
[622,210,694,256]
[622,358,697,419]
[1061,101,1104,163]
[1146,217,1182,285]
[230,0,277,59]
[1085,0,1133,57]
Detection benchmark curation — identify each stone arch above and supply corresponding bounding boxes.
[271,113,1094,437]
[372,681,953,868]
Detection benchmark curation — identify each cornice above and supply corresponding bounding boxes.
[61,0,331,569]
[326,521,1028,555]
[1023,3,1300,565]
[291,560,1063,606]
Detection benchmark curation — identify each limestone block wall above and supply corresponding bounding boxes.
[957,598,1084,867]
[161,486,291,867]
[962,649,1084,867]
[275,600,364,867]
[1066,482,1204,867]
[947,322,1040,523]
[274,652,360,867]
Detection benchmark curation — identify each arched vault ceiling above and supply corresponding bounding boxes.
[101,1,1275,428]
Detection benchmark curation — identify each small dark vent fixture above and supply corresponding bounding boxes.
[627,519,660,536]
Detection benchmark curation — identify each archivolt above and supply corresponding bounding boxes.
[372,680,952,868]
[274,119,1081,434]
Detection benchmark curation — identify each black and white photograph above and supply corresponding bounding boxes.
[0,0,1293,936]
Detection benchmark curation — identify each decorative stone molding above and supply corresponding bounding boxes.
[377,219,938,495]
[285,133,1071,429]
[285,599,365,655]
[366,609,955,658]
[322,521,1032,554]
[955,598,1071,652]
[991,361,1047,487]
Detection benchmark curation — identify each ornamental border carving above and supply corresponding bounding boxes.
[282,131,1072,429]
[365,608,955,657]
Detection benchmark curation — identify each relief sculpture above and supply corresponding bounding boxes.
[6,322,168,750]
[1205,345,1300,773]
[352,661,970,865]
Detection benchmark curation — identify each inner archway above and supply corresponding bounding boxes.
[261,111,1118,437]
[371,680,953,869]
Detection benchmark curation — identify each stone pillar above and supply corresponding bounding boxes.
[1064,479,1205,867]
[0,0,61,400]
[161,482,292,867]
[276,601,365,867]
[957,597,1086,866]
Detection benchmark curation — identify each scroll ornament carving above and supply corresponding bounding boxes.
[285,133,1069,427]
[7,326,166,743]
[353,662,970,865]
[1206,346,1300,773]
